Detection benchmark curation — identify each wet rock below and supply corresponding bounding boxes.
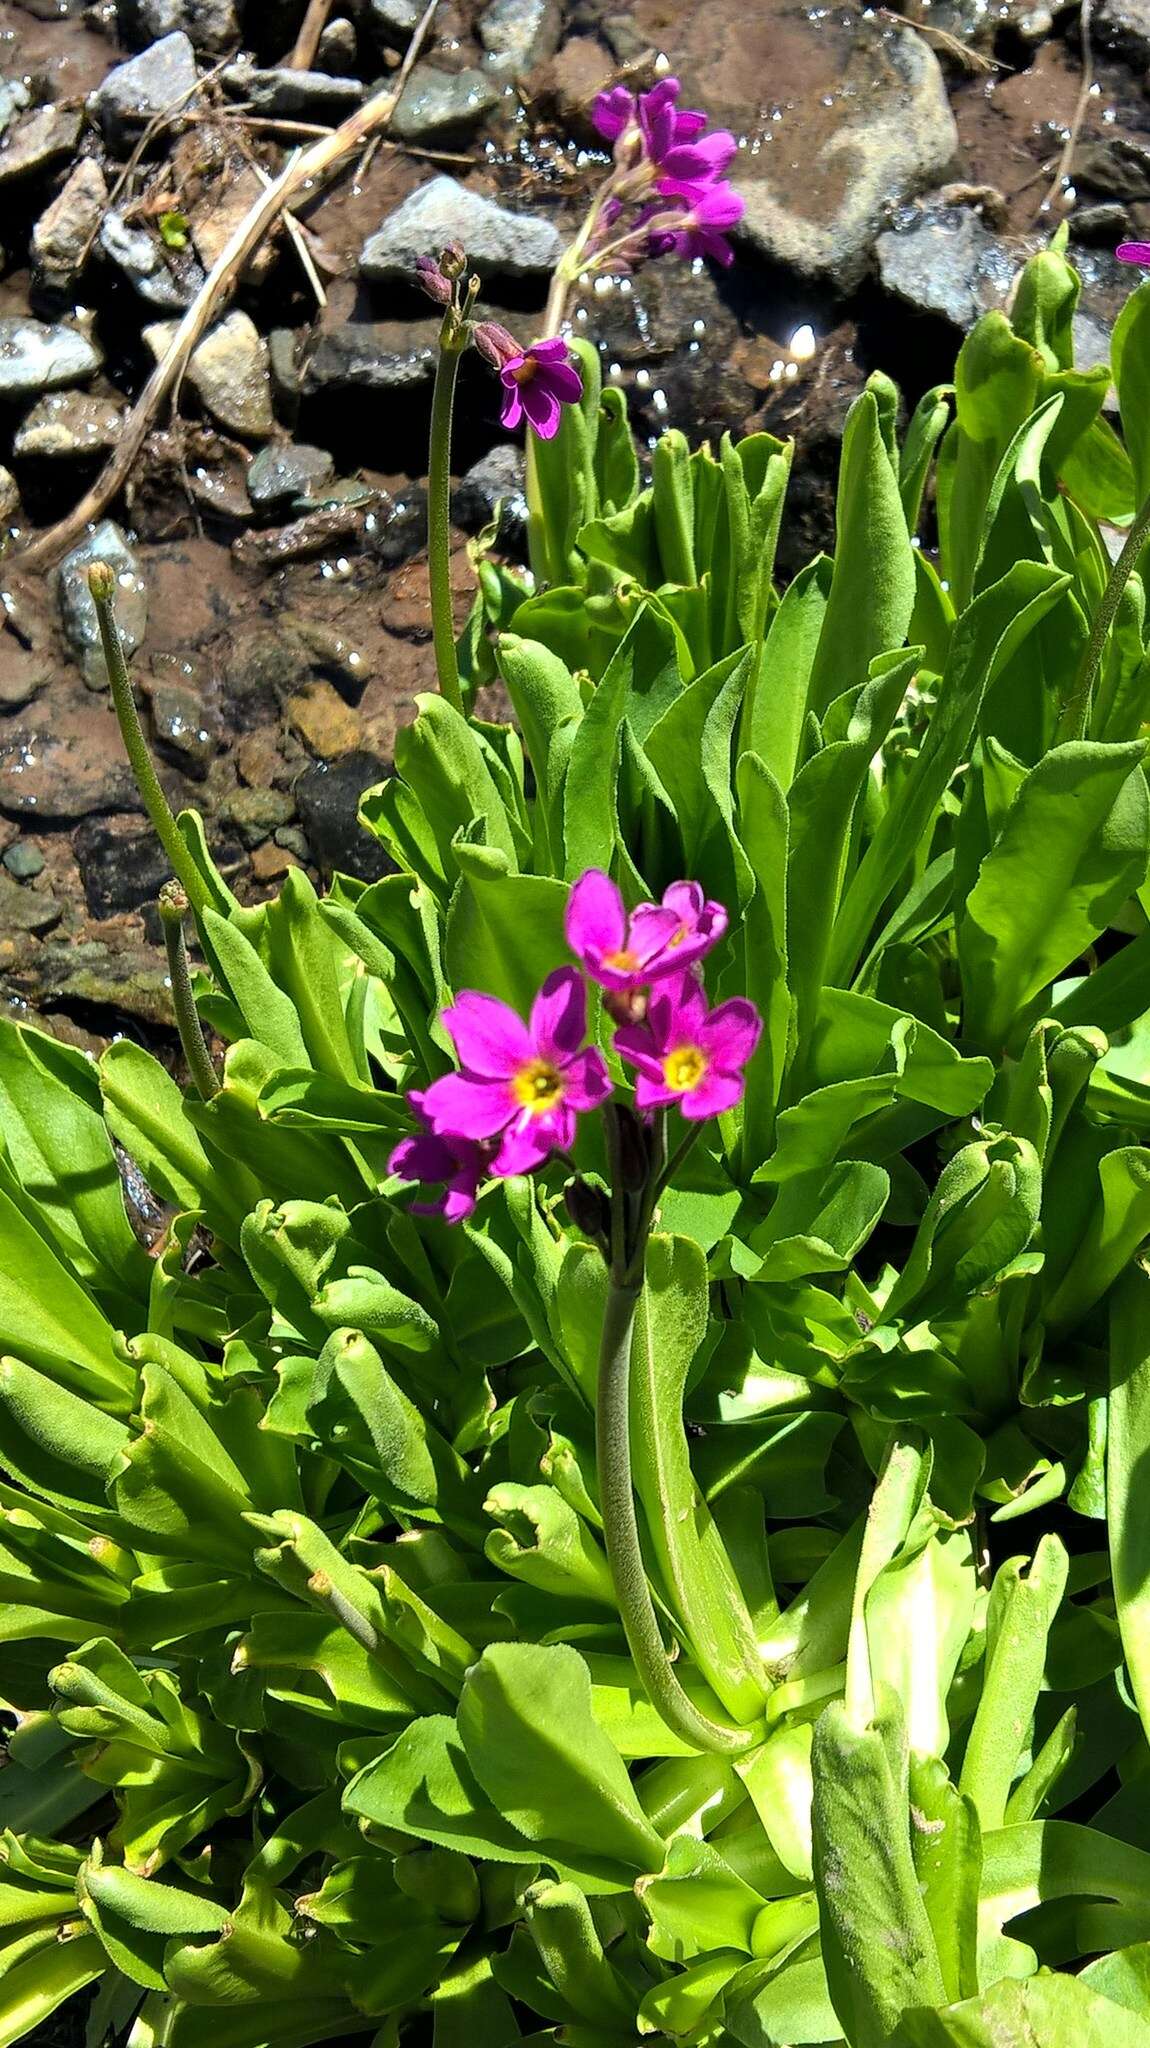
[875,205,1007,328]
[369,484,428,567]
[480,0,562,74]
[32,158,108,294]
[145,311,275,438]
[92,33,199,154]
[1091,0,1150,65]
[57,522,149,690]
[99,209,201,311]
[250,841,301,882]
[0,80,32,140]
[2,841,44,880]
[268,327,303,407]
[222,64,365,117]
[452,442,527,544]
[17,932,174,1030]
[13,392,126,460]
[368,0,421,46]
[288,681,363,758]
[0,466,20,525]
[221,784,296,848]
[730,18,959,289]
[1070,201,1132,244]
[0,106,83,186]
[0,644,47,711]
[222,626,313,730]
[0,699,142,825]
[294,748,392,880]
[302,318,438,393]
[317,18,359,71]
[149,674,214,779]
[1074,137,1150,203]
[0,318,103,402]
[136,0,241,54]
[247,440,335,510]
[236,728,286,787]
[283,614,368,689]
[362,175,563,284]
[531,37,613,140]
[73,815,171,920]
[391,65,501,143]
[0,871,60,935]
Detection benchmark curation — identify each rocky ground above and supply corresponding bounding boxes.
[1,0,1150,1053]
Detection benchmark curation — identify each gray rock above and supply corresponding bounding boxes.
[247,441,336,509]
[368,485,427,566]
[480,0,561,73]
[145,311,275,438]
[73,815,170,920]
[0,79,32,140]
[56,522,149,690]
[294,749,392,881]
[1091,0,1150,64]
[302,319,438,393]
[368,0,421,46]
[149,675,214,779]
[362,175,562,284]
[14,392,126,460]
[0,105,83,185]
[137,0,241,53]
[0,318,103,403]
[268,327,303,404]
[391,64,501,143]
[1070,201,1132,244]
[0,872,60,936]
[1075,137,1150,203]
[221,784,296,848]
[100,208,202,311]
[92,33,199,153]
[875,205,1053,333]
[2,841,44,880]
[221,62,365,117]
[734,18,958,290]
[31,158,108,292]
[0,466,20,525]
[452,442,527,544]
[317,18,359,72]
[222,627,313,730]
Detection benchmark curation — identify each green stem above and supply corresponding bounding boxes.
[1058,488,1150,741]
[428,333,465,715]
[89,568,211,917]
[158,885,219,1101]
[595,1110,755,1757]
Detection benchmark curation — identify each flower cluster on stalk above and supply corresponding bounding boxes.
[388,870,762,1222]
[587,77,745,271]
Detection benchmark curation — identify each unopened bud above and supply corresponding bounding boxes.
[473,320,520,369]
[158,879,189,921]
[87,561,116,603]
[439,240,466,279]
[612,1103,650,1193]
[565,1176,610,1242]
[604,987,647,1028]
[414,255,452,306]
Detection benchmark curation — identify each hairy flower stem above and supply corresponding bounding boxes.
[596,1110,755,1756]
[158,885,219,1101]
[89,567,211,918]
[1058,488,1150,741]
[428,328,466,715]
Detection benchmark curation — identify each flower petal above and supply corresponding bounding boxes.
[420,1072,515,1140]
[633,1069,676,1111]
[561,1046,613,1110]
[390,1131,457,1183]
[679,1069,746,1120]
[1117,242,1150,265]
[530,336,573,364]
[492,1106,571,1176]
[442,990,532,1076]
[523,383,562,438]
[566,868,627,966]
[530,966,587,1063]
[699,997,762,1071]
[612,1025,665,1082]
[545,360,586,402]
[500,385,523,430]
[646,971,707,1050]
[628,903,683,968]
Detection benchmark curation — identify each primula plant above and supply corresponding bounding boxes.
[7,83,1150,2044]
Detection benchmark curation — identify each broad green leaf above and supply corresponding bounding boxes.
[958,1536,1068,1829]
[806,391,916,719]
[1108,1263,1150,1749]
[891,1968,1150,2048]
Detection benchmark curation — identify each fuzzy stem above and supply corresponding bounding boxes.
[428,330,465,715]
[1058,490,1150,740]
[595,1110,756,1756]
[158,884,219,1101]
[89,568,211,917]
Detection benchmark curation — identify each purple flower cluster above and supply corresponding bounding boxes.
[589,76,744,271]
[388,869,761,1222]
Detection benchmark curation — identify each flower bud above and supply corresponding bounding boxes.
[612,1102,650,1193]
[87,561,117,603]
[565,1176,610,1242]
[414,255,452,306]
[439,240,467,279]
[473,320,520,370]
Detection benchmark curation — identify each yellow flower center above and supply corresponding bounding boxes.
[668,925,687,948]
[662,1044,708,1094]
[512,1058,565,1115]
[604,947,640,972]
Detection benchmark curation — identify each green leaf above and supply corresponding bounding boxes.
[1107,1263,1150,1750]
[1111,274,1150,501]
[890,1969,1150,2048]
[958,1535,1069,1829]
[806,391,916,720]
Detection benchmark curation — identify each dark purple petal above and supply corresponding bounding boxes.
[420,1071,515,1141]
[442,989,532,1077]
[521,382,562,438]
[593,85,635,141]
[530,336,573,364]
[545,359,586,402]
[531,966,587,1064]
[390,1130,459,1183]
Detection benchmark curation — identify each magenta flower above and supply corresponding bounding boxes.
[1118,242,1150,266]
[389,1092,489,1223]
[615,974,762,1120]
[566,869,728,992]
[650,178,744,266]
[420,968,611,1176]
[497,337,583,439]
[593,78,732,183]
